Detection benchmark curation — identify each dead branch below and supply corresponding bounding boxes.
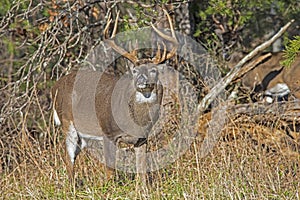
[228,100,300,121]
[232,52,272,82]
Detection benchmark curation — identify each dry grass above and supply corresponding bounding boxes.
[1,1,299,199]
[1,109,299,199]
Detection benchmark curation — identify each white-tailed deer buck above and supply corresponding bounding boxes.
[230,52,300,103]
[51,10,178,184]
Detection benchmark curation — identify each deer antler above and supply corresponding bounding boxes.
[103,11,139,65]
[104,9,178,65]
[151,9,178,64]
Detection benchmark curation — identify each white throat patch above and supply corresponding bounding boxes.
[135,91,157,103]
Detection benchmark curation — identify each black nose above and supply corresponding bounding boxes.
[143,92,151,98]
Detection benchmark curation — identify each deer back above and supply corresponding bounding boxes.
[241,52,285,92]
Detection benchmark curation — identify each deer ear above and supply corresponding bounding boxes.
[127,62,135,72]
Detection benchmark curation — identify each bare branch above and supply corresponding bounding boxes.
[232,52,272,82]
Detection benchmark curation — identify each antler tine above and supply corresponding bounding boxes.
[163,9,176,40]
[151,23,177,44]
[152,42,161,64]
[152,41,169,64]
[153,42,167,64]
[112,11,119,37]
[104,11,139,65]
[161,42,167,62]
[103,12,112,38]
[151,9,178,64]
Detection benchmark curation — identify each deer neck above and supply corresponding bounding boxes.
[129,83,163,127]
[135,90,158,103]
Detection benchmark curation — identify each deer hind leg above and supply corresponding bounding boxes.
[103,136,117,180]
[65,121,83,184]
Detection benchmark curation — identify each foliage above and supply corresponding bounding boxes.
[192,0,300,57]
[281,36,300,67]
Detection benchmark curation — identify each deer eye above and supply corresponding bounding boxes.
[132,69,138,75]
[149,68,157,75]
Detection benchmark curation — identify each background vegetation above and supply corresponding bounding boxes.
[0,0,299,199]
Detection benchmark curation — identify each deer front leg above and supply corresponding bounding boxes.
[135,144,147,185]
[64,122,82,185]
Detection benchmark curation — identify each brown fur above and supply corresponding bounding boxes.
[51,65,163,184]
[229,52,300,99]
